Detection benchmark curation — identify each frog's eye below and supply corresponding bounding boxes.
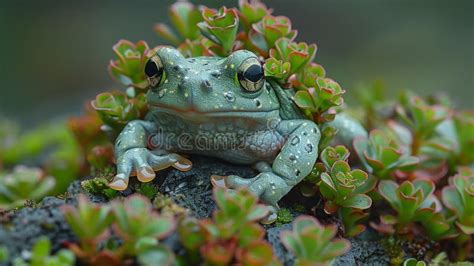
[145,55,164,87]
[238,57,264,92]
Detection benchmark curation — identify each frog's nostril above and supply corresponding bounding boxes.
[172,65,189,74]
[201,80,212,91]
[210,70,222,78]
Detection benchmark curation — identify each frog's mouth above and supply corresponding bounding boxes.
[149,103,279,119]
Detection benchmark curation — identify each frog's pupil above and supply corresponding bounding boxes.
[244,64,263,82]
[145,60,160,77]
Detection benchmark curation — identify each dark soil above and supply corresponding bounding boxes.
[0,155,390,265]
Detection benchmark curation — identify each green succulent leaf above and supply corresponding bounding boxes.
[264,57,291,81]
[112,195,175,242]
[320,145,350,169]
[238,0,272,31]
[137,244,175,266]
[341,194,372,210]
[61,194,113,240]
[281,215,350,265]
[198,7,239,54]
[108,40,151,89]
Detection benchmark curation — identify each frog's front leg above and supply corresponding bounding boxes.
[213,120,320,223]
[109,120,191,191]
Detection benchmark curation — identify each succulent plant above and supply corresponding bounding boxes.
[269,38,316,76]
[91,91,148,134]
[0,166,55,210]
[442,171,474,235]
[294,77,345,123]
[280,215,351,266]
[374,180,451,238]
[290,62,326,90]
[61,195,116,264]
[12,237,75,266]
[62,194,177,265]
[339,206,370,237]
[0,121,81,194]
[301,145,350,196]
[318,125,338,152]
[111,195,175,263]
[320,145,350,170]
[396,95,451,155]
[353,129,419,180]
[353,81,393,130]
[108,40,151,90]
[403,258,426,266]
[154,1,202,45]
[248,15,296,55]
[453,111,474,165]
[319,160,373,214]
[263,57,291,81]
[238,0,272,31]
[198,7,239,54]
[178,188,280,265]
[68,110,108,154]
[177,37,215,57]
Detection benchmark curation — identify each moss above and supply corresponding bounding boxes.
[133,183,159,200]
[81,177,118,200]
[381,236,406,265]
[275,208,293,226]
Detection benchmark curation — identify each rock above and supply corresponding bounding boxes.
[266,223,294,266]
[0,196,76,263]
[156,155,255,218]
[334,230,390,266]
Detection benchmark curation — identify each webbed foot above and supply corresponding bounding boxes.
[109,148,192,191]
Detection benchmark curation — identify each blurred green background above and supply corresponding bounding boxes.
[0,0,472,125]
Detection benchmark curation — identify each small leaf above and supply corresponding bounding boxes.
[341,194,372,210]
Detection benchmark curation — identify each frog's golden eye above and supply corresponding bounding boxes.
[145,55,164,87]
[238,57,264,92]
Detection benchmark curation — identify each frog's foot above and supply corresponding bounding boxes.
[110,148,192,191]
[211,172,290,224]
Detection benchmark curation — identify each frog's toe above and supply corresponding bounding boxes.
[210,175,228,188]
[109,173,129,191]
[260,213,277,224]
[171,155,193,172]
[210,174,255,189]
[136,166,156,183]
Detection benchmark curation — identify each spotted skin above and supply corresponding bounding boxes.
[110,48,366,223]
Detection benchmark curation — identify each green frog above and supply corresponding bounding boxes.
[109,47,367,223]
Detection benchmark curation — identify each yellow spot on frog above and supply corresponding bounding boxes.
[230,64,235,69]
[184,92,189,97]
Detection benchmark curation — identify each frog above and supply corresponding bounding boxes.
[109,47,367,223]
